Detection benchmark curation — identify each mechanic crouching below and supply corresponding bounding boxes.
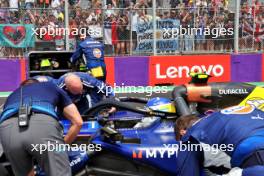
[57,72,114,115]
[0,79,83,176]
[174,106,264,176]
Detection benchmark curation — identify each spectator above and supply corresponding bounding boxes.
[104,15,113,55]
[163,11,170,19]
[105,3,115,18]
[241,0,247,5]
[87,11,99,24]
[48,14,57,27]
[11,17,19,24]
[196,0,207,15]
[39,0,51,8]
[134,0,149,9]
[0,17,5,24]
[239,17,246,51]
[156,9,163,19]
[54,17,65,51]
[23,16,31,24]
[110,0,118,7]
[253,14,263,51]
[40,19,54,41]
[182,12,194,51]
[68,0,79,6]
[214,16,225,51]
[0,16,6,57]
[69,18,77,50]
[88,18,103,41]
[195,16,206,51]
[51,0,61,18]
[75,6,82,18]
[25,0,35,9]
[9,0,18,12]
[78,0,91,8]
[170,10,178,19]
[224,19,234,52]
[111,15,119,54]
[138,10,152,24]
[170,0,181,9]
[117,14,128,54]
[0,2,8,22]
[205,17,216,51]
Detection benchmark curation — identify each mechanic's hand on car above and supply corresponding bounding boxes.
[63,104,83,144]
[108,107,116,114]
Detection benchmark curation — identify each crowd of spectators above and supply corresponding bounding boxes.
[0,0,263,57]
[239,0,264,51]
[0,0,67,56]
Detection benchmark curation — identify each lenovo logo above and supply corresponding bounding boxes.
[149,55,231,85]
[155,64,224,79]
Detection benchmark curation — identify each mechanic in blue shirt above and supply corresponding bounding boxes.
[0,79,83,176]
[70,36,106,82]
[57,72,114,114]
[174,106,264,176]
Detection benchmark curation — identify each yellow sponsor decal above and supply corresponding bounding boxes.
[239,87,264,111]
[150,103,176,113]
[91,66,104,78]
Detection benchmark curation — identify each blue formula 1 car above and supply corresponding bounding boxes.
[36,79,263,176]
[47,77,263,176]
[36,97,179,176]
[2,76,262,175]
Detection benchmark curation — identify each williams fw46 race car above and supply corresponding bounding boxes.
[1,74,264,176]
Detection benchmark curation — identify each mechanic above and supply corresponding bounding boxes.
[57,72,114,114]
[0,79,83,176]
[174,106,264,176]
[70,35,106,82]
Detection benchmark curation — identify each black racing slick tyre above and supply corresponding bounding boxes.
[85,150,168,176]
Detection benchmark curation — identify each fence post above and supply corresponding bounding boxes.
[234,0,240,53]
[130,10,133,55]
[65,0,70,51]
[153,0,157,56]
[102,6,105,47]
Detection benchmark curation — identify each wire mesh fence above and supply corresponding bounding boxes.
[0,0,264,57]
